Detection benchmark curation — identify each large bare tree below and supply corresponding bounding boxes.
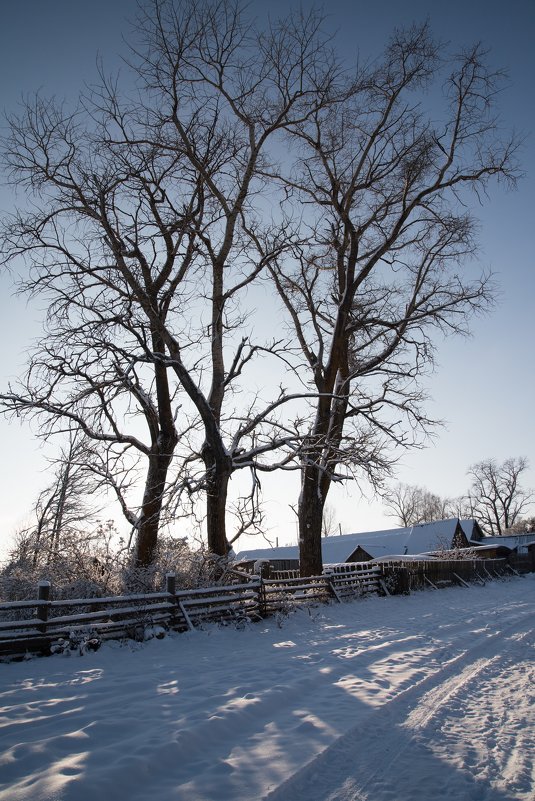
[0,0,337,565]
[268,25,519,575]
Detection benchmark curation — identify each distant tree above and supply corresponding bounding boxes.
[321,504,339,537]
[446,494,476,522]
[468,457,534,535]
[505,516,535,534]
[383,483,450,527]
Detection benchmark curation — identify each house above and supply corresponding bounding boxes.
[340,518,470,560]
[235,518,472,567]
[460,519,486,542]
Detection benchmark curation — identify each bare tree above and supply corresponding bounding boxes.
[268,24,519,575]
[0,1,338,565]
[383,483,450,527]
[506,516,535,534]
[467,457,534,535]
[134,0,340,556]
[18,433,99,567]
[321,503,339,537]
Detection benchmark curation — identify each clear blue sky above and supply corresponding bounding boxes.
[0,0,533,554]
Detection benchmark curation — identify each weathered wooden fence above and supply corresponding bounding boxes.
[0,575,261,658]
[508,552,534,574]
[261,564,384,613]
[378,557,513,593]
[0,558,523,659]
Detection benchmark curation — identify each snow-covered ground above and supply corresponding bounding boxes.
[1,575,533,801]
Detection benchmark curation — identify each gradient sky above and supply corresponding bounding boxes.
[0,0,533,556]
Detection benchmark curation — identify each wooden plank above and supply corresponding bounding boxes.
[0,599,50,611]
[263,575,325,587]
[378,579,391,596]
[181,591,258,608]
[176,581,259,599]
[326,577,342,603]
[452,572,471,588]
[44,601,174,627]
[330,576,380,588]
[0,618,47,633]
[178,601,195,631]
[48,591,171,607]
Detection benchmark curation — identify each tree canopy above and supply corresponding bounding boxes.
[0,1,521,573]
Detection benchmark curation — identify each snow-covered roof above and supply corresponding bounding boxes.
[473,533,535,553]
[460,519,485,540]
[235,518,465,563]
[342,519,462,559]
[235,544,301,562]
[372,553,440,562]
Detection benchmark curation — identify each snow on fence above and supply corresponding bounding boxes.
[0,574,262,658]
[0,558,520,659]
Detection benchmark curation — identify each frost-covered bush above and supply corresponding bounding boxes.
[0,522,120,602]
[0,526,236,603]
[118,536,234,594]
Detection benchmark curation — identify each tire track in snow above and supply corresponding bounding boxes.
[261,606,534,801]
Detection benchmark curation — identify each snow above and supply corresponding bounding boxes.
[0,575,533,801]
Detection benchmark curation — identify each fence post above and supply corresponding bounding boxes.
[257,575,268,618]
[165,572,195,632]
[166,572,176,596]
[165,573,177,628]
[37,581,50,634]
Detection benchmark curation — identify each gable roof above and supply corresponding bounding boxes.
[235,518,467,563]
[460,519,485,541]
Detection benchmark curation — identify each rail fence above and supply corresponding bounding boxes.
[0,557,525,659]
[376,557,515,593]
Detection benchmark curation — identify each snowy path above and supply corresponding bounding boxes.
[0,575,533,801]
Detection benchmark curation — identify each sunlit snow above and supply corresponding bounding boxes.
[0,575,533,801]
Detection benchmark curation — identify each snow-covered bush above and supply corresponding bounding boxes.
[0,526,236,603]
[0,521,120,602]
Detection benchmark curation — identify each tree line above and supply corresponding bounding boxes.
[0,0,520,575]
[384,456,534,536]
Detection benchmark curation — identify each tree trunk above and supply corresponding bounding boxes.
[135,448,175,567]
[49,454,71,557]
[203,445,231,557]
[135,327,180,567]
[298,462,326,576]
[297,370,349,576]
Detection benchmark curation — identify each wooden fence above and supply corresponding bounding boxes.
[378,557,514,593]
[0,558,524,659]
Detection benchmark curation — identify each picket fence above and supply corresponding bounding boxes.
[0,557,521,659]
